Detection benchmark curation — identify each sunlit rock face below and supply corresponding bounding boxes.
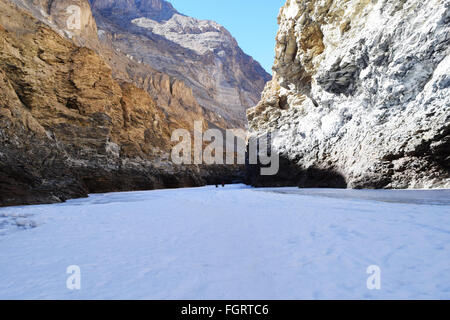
[9,0,100,48]
[248,0,450,189]
[90,0,271,128]
[6,0,218,133]
[9,0,267,130]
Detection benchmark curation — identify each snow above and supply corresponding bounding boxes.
[0,185,449,299]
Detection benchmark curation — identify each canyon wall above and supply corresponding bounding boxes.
[247,0,450,189]
[9,0,269,130]
[89,0,271,128]
[9,0,219,131]
[0,0,244,206]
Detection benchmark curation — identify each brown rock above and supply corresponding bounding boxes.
[1,1,236,206]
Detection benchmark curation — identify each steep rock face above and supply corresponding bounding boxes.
[15,0,267,130]
[10,0,100,48]
[11,0,220,132]
[248,0,450,189]
[91,0,177,21]
[90,0,271,128]
[0,1,207,206]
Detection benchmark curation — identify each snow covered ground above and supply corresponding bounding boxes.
[0,185,449,299]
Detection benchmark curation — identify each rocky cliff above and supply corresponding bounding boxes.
[0,0,243,206]
[10,0,268,130]
[247,0,450,189]
[9,0,222,131]
[89,0,271,128]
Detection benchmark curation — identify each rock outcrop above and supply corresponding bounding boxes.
[89,0,271,128]
[247,0,450,189]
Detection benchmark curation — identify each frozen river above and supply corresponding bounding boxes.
[0,185,449,299]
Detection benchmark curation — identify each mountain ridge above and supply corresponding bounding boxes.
[90,0,271,128]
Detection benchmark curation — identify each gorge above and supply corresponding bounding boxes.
[0,0,449,207]
[0,0,269,206]
[0,0,450,301]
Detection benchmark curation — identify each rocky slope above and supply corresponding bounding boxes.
[9,0,219,131]
[9,0,268,130]
[247,0,450,189]
[0,0,242,206]
[89,0,271,128]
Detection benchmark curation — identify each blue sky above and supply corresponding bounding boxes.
[169,0,286,74]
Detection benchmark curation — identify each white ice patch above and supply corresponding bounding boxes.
[283,0,300,20]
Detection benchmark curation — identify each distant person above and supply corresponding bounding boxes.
[221,182,225,188]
